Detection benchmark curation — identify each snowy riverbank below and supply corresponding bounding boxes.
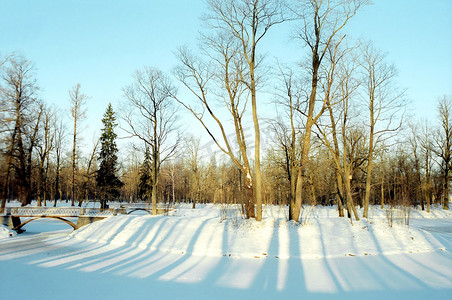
[69,204,451,259]
[1,204,451,299]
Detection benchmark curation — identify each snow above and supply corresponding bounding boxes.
[1,203,452,299]
[0,225,16,239]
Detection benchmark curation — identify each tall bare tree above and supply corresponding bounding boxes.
[36,104,56,206]
[271,64,306,219]
[434,96,452,210]
[176,45,258,218]
[314,48,361,221]
[0,55,41,207]
[82,136,99,206]
[120,149,141,203]
[292,0,367,222]
[121,67,180,215]
[69,84,87,206]
[419,120,433,212]
[175,0,285,220]
[53,116,67,206]
[360,43,405,218]
[185,136,204,209]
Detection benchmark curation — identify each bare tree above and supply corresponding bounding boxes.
[176,44,259,218]
[434,96,452,210]
[53,116,68,206]
[408,121,425,210]
[185,136,204,209]
[271,64,305,219]
[121,67,180,215]
[419,120,433,212]
[121,149,141,203]
[175,0,285,220]
[69,84,87,206]
[360,42,405,218]
[36,104,56,206]
[314,49,361,221]
[323,49,361,219]
[291,0,367,222]
[81,136,99,206]
[0,55,41,208]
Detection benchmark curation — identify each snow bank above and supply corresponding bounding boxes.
[0,225,16,239]
[68,204,450,259]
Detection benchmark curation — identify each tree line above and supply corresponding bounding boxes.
[1,0,450,222]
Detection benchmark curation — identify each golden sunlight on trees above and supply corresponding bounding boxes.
[175,0,285,220]
[0,2,450,224]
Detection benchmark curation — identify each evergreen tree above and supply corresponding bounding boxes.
[138,147,152,201]
[96,103,123,208]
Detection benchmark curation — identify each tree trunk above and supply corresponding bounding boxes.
[445,170,450,210]
[344,169,360,221]
[151,179,158,215]
[72,121,76,207]
[363,102,375,218]
[250,64,263,221]
[335,173,345,217]
[1,136,15,213]
[294,89,316,222]
[363,152,373,218]
[380,176,385,209]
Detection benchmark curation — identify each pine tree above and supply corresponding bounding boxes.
[96,103,123,208]
[138,147,152,201]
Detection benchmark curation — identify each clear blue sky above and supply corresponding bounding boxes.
[1,0,451,148]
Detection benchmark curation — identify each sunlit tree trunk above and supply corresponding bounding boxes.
[69,84,87,207]
[292,0,366,222]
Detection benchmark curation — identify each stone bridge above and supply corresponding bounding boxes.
[0,207,126,232]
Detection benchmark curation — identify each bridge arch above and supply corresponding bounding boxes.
[126,208,152,215]
[16,216,77,231]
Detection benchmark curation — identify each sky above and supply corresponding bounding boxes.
[1,0,451,154]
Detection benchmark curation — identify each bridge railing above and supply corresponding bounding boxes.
[120,203,151,209]
[81,208,124,216]
[6,207,82,217]
[120,202,173,209]
[3,207,125,217]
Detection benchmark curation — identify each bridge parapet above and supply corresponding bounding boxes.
[2,207,126,218]
[1,206,127,233]
[81,208,124,216]
[121,203,152,210]
[7,207,82,217]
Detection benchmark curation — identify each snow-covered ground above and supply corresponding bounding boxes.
[1,203,451,299]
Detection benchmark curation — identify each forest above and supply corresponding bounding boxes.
[0,0,451,223]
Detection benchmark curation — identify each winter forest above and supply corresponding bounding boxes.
[1,1,452,299]
[1,0,450,221]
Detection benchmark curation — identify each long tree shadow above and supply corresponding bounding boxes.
[92,216,172,274]
[27,216,137,269]
[247,217,286,292]
[59,216,170,272]
[390,222,452,285]
[60,217,164,272]
[4,206,452,299]
[115,215,218,279]
[275,217,307,295]
[0,233,70,257]
[361,222,431,290]
[157,216,227,283]
[316,218,345,293]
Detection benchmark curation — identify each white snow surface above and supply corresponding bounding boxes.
[1,203,452,299]
[69,204,449,258]
[0,225,16,239]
